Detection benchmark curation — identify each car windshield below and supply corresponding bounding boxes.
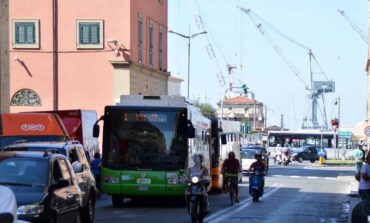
[0,157,49,187]
[241,150,256,159]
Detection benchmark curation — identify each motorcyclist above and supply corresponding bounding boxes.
[185,154,210,213]
[274,144,282,164]
[221,151,241,203]
[248,152,267,196]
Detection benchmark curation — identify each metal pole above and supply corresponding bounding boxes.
[187,26,191,99]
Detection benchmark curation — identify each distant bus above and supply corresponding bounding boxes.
[94,95,211,206]
[267,130,337,149]
[210,119,241,190]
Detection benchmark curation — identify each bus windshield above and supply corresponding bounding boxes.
[103,109,188,171]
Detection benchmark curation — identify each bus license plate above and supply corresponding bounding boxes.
[138,186,149,191]
[137,178,151,184]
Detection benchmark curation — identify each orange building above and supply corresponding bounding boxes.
[5,0,169,117]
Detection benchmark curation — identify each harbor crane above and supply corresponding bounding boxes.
[338,9,368,45]
[239,7,335,130]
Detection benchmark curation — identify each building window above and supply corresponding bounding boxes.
[159,28,163,69]
[12,20,39,49]
[138,16,143,64]
[76,20,103,49]
[149,23,153,67]
[11,89,41,106]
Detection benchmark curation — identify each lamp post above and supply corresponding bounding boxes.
[168,27,207,98]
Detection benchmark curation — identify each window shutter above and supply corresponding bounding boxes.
[90,24,99,44]
[26,24,34,43]
[18,26,25,43]
[80,24,90,44]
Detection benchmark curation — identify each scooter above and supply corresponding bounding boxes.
[186,175,210,223]
[282,153,291,166]
[249,169,264,202]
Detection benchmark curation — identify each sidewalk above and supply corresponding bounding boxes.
[338,175,361,223]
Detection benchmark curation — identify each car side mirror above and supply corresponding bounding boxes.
[0,213,14,223]
[187,121,195,138]
[221,134,227,145]
[93,124,100,138]
[72,161,84,173]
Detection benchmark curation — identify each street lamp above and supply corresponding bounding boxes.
[168,26,207,98]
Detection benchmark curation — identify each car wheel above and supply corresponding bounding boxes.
[112,195,124,207]
[82,194,95,223]
[298,157,303,163]
[310,159,315,163]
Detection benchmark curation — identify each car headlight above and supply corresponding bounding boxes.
[17,204,44,215]
[191,176,199,184]
[103,175,119,184]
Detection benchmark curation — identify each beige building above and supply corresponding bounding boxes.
[218,95,265,131]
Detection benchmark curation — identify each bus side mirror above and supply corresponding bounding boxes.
[221,134,227,145]
[93,124,100,138]
[187,121,195,138]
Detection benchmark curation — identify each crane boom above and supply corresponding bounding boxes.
[239,7,310,90]
[188,0,226,88]
[338,9,368,45]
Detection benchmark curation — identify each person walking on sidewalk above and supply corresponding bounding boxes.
[354,145,365,175]
[358,153,370,201]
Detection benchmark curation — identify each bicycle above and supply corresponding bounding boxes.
[224,173,239,205]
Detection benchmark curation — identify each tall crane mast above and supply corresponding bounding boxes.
[240,7,334,130]
[338,9,368,45]
[188,0,226,88]
[239,7,310,91]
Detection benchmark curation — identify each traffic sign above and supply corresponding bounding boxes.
[364,126,370,136]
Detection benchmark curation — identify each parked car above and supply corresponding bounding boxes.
[241,149,257,175]
[291,146,320,163]
[0,151,82,222]
[4,141,97,223]
[241,144,269,170]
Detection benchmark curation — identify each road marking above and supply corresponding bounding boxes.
[307,176,318,179]
[204,183,280,223]
[289,176,300,178]
[324,177,337,180]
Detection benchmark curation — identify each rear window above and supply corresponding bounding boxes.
[241,150,256,159]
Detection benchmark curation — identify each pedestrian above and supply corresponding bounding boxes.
[91,152,102,196]
[358,152,370,202]
[354,144,364,177]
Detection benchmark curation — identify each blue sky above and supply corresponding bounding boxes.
[167,0,368,129]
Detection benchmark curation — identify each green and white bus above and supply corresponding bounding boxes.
[93,95,211,206]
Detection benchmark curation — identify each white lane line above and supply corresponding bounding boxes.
[289,176,300,178]
[307,176,318,179]
[325,177,337,180]
[204,183,280,223]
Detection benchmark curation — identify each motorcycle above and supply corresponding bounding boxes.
[186,175,210,223]
[282,153,291,166]
[249,169,264,202]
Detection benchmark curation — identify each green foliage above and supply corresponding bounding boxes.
[194,100,217,119]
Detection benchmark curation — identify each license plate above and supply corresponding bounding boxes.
[137,178,151,184]
[138,186,149,191]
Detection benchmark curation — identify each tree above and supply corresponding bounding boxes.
[194,100,217,119]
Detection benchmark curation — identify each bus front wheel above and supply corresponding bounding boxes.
[112,195,123,207]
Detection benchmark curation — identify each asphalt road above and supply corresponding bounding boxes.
[94,161,355,223]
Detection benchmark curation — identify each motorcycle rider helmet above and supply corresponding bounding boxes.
[228,151,235,159]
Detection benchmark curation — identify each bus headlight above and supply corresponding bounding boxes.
[103,175,119,184]
[17,204,44,215]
